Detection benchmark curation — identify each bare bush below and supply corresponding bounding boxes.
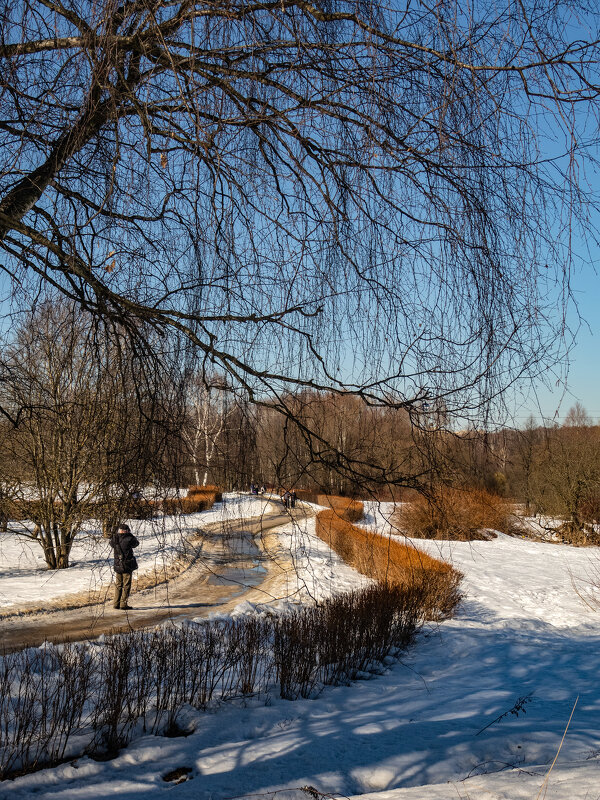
[1,578,431,777]
[397,487,510,541]
[274,611,320,701]
[0,644,93,778]
[88,635,138,756]
[227,617,272,699]
[159,496,217,516]
[187,486,223,503]
[555,522,600,547]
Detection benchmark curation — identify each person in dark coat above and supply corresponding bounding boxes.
[109,523,139,610]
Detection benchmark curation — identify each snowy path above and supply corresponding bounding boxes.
[0,494,277,611]
[0,504,312,651]
[6,502,600,799]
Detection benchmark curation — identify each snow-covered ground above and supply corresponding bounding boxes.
[0,494,275,609]
[6,500,600,799]
[265,512,373,605]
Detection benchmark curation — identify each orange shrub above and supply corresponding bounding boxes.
[187,485,223,503]
[161,490,220,515]
[318,495,364,522]
[288,490,364,521]
[397,486,509,540]
[314,495,462,620]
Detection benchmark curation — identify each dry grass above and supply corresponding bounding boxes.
[396,486,510,541]
[314,497,462,620]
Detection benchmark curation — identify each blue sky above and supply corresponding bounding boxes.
[516,262,600,425]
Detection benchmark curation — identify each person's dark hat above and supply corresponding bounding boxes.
[118,523,131,533]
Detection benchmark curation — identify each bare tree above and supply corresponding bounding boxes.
[506,416,543,514]
[251,390,415,495]
[183,373,234,486]
[0,1,597,483]
[538,408,600,541]
[0,299,185,568]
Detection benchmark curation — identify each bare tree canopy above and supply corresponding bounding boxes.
[0,297,187,567]
[0,0,598,418]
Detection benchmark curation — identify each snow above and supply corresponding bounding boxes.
[5,498,600,799]
[255,513,373,605]
[0,494,275,609]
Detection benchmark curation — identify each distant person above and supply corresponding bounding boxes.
[283,490,291,509]
[109,523,139,610]
[291,490,297,508]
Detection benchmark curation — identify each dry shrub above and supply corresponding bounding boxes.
[273,610,320,699]
[187,485,223,503]
[290,489,364,522]
[398,486,509,541]
[1,584,423,777]
[318,495,363,522]
[555,521,600,547]
[273,583,422,699]
[159,492,219,515]
[0,643,93,778]
[315,498,461,620]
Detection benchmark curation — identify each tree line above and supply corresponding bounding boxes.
[185,387,600,542]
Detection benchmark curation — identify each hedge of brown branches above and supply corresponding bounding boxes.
[314,498,462,620]
[1,583,421,779]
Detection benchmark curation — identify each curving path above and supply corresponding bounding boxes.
[0,506,313,652]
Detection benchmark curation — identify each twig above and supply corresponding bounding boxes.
[476,692,534,735]
[535,695,579,800]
